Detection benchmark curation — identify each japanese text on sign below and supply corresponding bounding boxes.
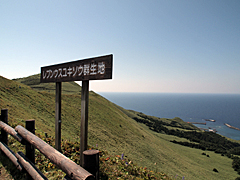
[42,62,105,79]
[40,54,113,83]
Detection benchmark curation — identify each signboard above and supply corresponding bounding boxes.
[40,54,113,83]
[40,54,113,166]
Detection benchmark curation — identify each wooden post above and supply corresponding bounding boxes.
[55,82,62,151]
[83,150,99,180]
[26,120,35,180]
[1,109,8,145]
[80,80,89,166]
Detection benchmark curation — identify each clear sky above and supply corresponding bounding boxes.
[1,0,240,94]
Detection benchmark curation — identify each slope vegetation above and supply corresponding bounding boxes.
[0,75,238,179]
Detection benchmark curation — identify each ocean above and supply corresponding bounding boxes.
[98,92,240,140]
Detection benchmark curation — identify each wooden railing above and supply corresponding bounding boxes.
[0,109,98,180]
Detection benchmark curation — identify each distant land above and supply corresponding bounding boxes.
[225,123,240,131]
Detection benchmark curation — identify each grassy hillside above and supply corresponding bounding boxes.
[0,75,239,179]
[13,74,81,94]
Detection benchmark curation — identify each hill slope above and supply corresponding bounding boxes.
[13,74,81,94]
[0,75,238,179]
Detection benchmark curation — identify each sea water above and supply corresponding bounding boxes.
[98,92,240,140]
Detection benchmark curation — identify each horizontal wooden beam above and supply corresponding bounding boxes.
[16,152,47,180]
[0,121,23,142]
[0,142,22,171]
[15,125,94,180]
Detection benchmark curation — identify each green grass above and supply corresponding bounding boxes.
[0,74,239,179]
[13,74,82,95]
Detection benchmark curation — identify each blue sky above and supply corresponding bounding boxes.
[1,0,240,93]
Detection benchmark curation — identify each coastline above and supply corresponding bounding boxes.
[99,92,240,140]
[224,123,240,131]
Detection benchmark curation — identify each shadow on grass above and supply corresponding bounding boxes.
[99,172,109,180]
[0,152,25,180]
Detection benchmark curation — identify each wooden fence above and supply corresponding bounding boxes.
[0,109,99,180]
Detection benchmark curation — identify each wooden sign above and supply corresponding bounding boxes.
[40,54,113,83]
[40,54,113,167]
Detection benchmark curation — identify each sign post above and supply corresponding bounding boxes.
[80,80,89,166]
[40,54,113,165]
[55,82,62,151]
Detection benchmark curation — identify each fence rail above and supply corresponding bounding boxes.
[0,109,98,180]
[0,141,22,171]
